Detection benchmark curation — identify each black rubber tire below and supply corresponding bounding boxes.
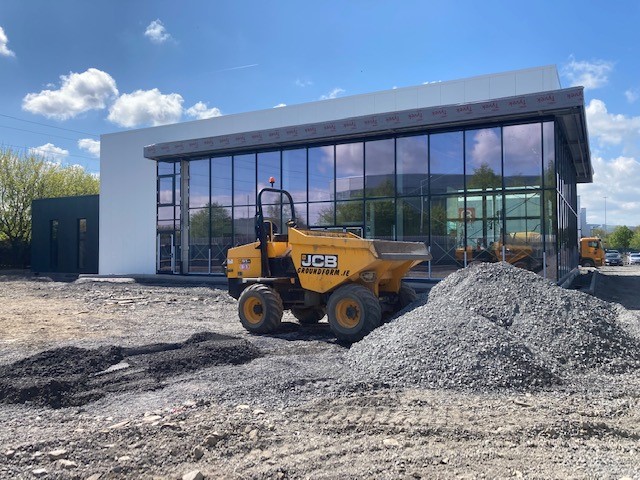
[327,283,382,343]
[238,284,283,334]
[291,306,326,324]
[581,259,595,268]
[397,283,418,310]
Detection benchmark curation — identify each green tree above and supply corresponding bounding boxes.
[629,228,640,251]
[0,147,99,263]
[607,225,634,250]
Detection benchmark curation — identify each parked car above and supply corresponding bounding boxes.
[605,250,623,266]
[628,252,640,265]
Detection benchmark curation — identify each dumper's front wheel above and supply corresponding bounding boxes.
[238,284,283,333]
[327,284,381,342]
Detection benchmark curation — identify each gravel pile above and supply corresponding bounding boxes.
[347,262,640,391]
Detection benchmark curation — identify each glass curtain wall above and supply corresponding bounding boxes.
[157,119,580,280]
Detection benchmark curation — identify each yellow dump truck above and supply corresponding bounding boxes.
[579,236,604,267]
[226,187,431,342]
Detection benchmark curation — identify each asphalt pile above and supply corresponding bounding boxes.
[347,262,640,391]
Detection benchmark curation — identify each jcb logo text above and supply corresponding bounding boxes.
[301,254,338,268]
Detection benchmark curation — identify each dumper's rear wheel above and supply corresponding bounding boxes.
[238,284,283,333]
[292,306,326,324]
[327,284,381,342]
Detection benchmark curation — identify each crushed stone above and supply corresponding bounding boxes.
[347,262,640,391]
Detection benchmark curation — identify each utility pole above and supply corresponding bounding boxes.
[604,196,608,235]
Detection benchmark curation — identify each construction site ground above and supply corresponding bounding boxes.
[0,266,639,479]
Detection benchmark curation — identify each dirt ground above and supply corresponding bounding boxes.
[0,267,639,479]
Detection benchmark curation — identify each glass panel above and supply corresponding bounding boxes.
[257,151,280,191]
[543,121,555,189]
[158,161,175,175]
[308,202,334,226]
[397,135,428,196]
[365,138,394,197]
[544,190,557,280]
[158,177,174,205]
[211,205,232,273]
[189,208,210,273]
[336,200,363,226]
[291,203,307,229]
[211,156,232,206]
[430,195,464,276]
[464,192,502,261]
[233,154,256,205]
[175,173,181,207]
[233,205,256,246]
[157,232,175,273]
[308,146,333,202]
[189,159,209,209]
[397,197,428,242]
[465,128,502,191]
[430,131,463,195]
[365,199,395,239]
[336,142,363,200]
[283,149,307,203]
[504,123,542,189]
[501,193,543,272]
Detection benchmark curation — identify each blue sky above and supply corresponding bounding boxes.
[1,0,639,227]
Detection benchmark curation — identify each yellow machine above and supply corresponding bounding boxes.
[226,187,432,342]
[579,237,604,267]
[455,232,543,271]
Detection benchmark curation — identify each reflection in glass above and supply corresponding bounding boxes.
[210,205,232,273]
[397,197,428,241]
[211,156,232,206]
[365,139,394,198]
[336,200,363,226]
[543,121,555,189]
[430,195,464,268]
[158,177,174,205]
[257,151,280,191]
[430,131,463,194]
[365,199,394,239]
[465,128,502,191]
[158,161,175,176]
[336,142,363,200]
[189,207,210,273]
[504,123,542,188]
[308,146,333,202]
[283,149,307,203]
[308,202,334,226]
[233,154,256,205]
[189,159,209,208]
[233,205,256,246]
[464,192,502,251]
[397,135,427,196]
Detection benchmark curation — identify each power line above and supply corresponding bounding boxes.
[0,113,99,137]
[0,124,83,142]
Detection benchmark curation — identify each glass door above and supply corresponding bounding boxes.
[157,232,178,273]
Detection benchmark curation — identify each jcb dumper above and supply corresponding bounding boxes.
[226,187,431,342]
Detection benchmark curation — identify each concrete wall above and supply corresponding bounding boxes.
[99,65,560,275]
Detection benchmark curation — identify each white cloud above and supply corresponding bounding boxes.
[562,56,613,90]
[185,101,222,120]
[78,138,100,157]
[295,79,313,87]
[0,26,15,57]
[22,68,118,120]
[578,156,640,226]
[144,19,171,44]
[320,88,345,100]
[29,143,69,163]
[108,88,183,127]
[273,103,287,108]
[586,99,640,153]
[625,89,639,104]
